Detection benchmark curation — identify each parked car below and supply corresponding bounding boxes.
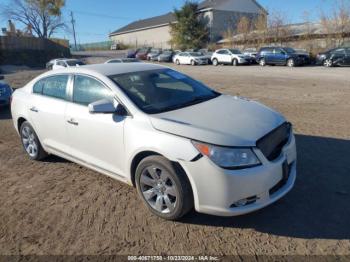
[243,48,258,60]
[147,48,162,61]
[173,52,209,65]
[211,49,254,66]
[136,48,151,60]
[0,75,13,107]
[256,47,310,67]
[11,63,296,220]
[51,59,85,70]
[199,49,214,64]
[316,47,350,67]
[46,58,67,70]
[126,49,140,58]
[105,58,141,64]
[157,50,175,62]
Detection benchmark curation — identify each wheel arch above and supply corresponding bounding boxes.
[129,150,195,194]
[17,117,27,132]
[130,150,161,187]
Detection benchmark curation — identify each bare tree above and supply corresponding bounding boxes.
[1,0,66,38]
[252,11,268,46]
[222,27,235,48]
[236,16,251,47]
[320,0,350,46]
[301,10,314,52]
[268,10,291,45]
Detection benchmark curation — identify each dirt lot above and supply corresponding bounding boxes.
[0,63,350,257]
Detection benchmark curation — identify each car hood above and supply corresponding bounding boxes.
[149,95,286,147]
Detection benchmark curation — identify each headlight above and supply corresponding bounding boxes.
[192,141,261,169]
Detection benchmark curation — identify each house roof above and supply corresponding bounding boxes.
[198,0,227,9]
[110,0,266,36]
[110,12,176,36]
[198,0,267,13]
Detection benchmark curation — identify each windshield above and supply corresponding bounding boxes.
[189,52,202,57]
[109,69,220,114]
[163,51,172,55]
[283,47,296,54]
[229,49,242,54]
[67,60,85,66]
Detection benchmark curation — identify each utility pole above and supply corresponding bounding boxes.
[70,11,77,50]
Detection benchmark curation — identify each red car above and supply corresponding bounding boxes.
[136,47,151,60]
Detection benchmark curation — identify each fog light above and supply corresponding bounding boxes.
[231,196,258,208]
[232,199,248,207]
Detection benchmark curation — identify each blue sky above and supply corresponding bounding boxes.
[0,0,336,43]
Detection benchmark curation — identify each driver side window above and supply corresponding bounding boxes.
[73,75,114,106]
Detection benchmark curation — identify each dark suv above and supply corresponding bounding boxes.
[316,47,350,67]
[256,47,310,67]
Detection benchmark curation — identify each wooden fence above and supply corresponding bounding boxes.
[0,36,69,51]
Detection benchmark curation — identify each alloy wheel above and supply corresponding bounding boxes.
[324,59,332,67]
[213,59,218,66]
[287,59,295,67]
[21,126,38,158]
[139,165,178,214]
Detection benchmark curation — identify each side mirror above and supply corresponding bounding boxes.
[88,99,128,116]
[89,99,116,114]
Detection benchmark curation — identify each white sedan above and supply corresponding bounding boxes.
[173,52,209,65]
[11,63,296,220]
[47,59,85,70]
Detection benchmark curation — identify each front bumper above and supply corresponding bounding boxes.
[180,133,297,216]
[195,59,209,65]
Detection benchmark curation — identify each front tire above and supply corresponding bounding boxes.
[212,58,218,66]
[135,155,193,220]
[20,121,48,160]
[232,59,238,66]
[176,59,180,65]
[191,60,196,66]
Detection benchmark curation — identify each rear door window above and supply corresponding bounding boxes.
[42,75,69,100]
[33,75,68,100]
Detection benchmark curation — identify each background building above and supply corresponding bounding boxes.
[109,0,267,48]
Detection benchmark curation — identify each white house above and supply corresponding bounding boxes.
[109,0,267,48]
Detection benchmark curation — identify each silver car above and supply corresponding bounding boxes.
[11,63,296,220]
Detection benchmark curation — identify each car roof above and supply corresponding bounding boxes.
[49,63,166,76]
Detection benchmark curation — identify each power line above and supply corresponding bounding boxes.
[70,10,136,20]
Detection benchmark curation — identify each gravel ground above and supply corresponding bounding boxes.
[0,62,349,256]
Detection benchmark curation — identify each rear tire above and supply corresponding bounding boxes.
[191,60,196,66]
[20,121,48,161]
[176,59,180,65]
[232,59,238,66]
[212,58,218,66]
[323,59,333,67]
[135,155,193,220]
[287,58,295,67]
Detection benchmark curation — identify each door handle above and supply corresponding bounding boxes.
[67,118,79,126]
[30,107,38,113]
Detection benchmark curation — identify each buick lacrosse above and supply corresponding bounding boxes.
[11,63,296,220]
